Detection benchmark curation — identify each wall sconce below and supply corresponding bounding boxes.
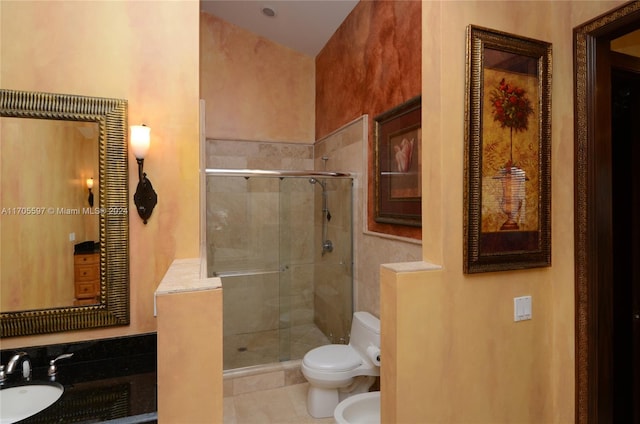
[86,178,94,207]
[130,124,158,224]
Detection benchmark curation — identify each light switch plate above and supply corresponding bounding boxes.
[514,296,532,321]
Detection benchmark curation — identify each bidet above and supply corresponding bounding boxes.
[334,391,380,424]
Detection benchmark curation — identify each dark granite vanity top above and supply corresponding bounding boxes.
[0,333,157,423]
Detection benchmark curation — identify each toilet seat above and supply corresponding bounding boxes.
[303,345,362,372]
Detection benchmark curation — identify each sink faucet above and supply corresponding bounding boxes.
[6,351,31,379]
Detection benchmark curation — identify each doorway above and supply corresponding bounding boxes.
[574,3,640,423]
[611,52,640,424]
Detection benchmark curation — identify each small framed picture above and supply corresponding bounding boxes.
[374,96,422,227]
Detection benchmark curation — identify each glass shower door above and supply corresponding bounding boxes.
[279,176,353,361]
[206,172,353,370]
[278,177,313,362]
[207,175,281,370]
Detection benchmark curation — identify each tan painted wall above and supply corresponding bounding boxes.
[1,0,200,349]
[379,1,627,423]
[157,287,223,423]
[200,12,315,143]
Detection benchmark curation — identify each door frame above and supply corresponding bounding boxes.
[574,2,640,423]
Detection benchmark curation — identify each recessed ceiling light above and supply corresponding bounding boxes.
[261,5,277,18]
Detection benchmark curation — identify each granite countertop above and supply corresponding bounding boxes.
[0,333,157,423]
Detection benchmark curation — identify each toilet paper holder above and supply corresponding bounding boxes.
[366,345,381,366]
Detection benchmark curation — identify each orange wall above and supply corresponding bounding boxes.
[316,0,421,240]
[1,0,200,349]
[200,12,315,143]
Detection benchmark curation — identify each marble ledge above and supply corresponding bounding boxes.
[381,260,442,273]
[154,258,221,316]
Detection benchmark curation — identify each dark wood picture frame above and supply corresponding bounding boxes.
[374,96,422,227]
[463,25,552,273]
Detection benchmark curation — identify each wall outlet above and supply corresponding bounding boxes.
[514,296,532,321]
[69,232,76,242]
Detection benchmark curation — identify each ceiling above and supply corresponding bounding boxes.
[200,0,359,57]
[612,29,640,57]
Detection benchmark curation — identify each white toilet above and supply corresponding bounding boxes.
[301,311,381,418]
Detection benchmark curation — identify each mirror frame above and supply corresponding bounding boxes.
[1,89,130,337]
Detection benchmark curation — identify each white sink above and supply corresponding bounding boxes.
[0,383,64,424]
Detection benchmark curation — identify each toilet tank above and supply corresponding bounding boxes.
[349,311,380,355]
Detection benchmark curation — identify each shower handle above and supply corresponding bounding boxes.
[321,192,333,254]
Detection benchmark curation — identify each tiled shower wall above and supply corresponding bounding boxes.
[313,117,367,340]
[205,139,314,171]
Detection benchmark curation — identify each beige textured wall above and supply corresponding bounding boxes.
[1,0,200,349]
[379,1,627,423]
[200,12,315,143]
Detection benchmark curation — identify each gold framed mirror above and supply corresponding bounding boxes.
[0,89,130,337]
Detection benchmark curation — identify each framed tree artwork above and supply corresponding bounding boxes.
[463,25,552,273]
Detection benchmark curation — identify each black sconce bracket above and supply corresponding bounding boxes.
[134,158,158,224]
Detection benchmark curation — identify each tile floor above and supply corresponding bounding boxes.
[223,323,337,423]
[223,382,336,424]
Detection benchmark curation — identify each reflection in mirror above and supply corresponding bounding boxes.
[2,118,100,312]
[0,89,130,337]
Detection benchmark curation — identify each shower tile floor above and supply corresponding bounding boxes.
[224,323,330,370]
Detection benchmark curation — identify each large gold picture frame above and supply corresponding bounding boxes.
[1,89,130,336]
[463,25,552,273]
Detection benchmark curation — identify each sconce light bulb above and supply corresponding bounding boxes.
[87,178,94,207]
[130,124,151,159]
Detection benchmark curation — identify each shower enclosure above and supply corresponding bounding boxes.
[205,170,353,370]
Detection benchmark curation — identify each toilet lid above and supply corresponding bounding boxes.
[303,345,362,372]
